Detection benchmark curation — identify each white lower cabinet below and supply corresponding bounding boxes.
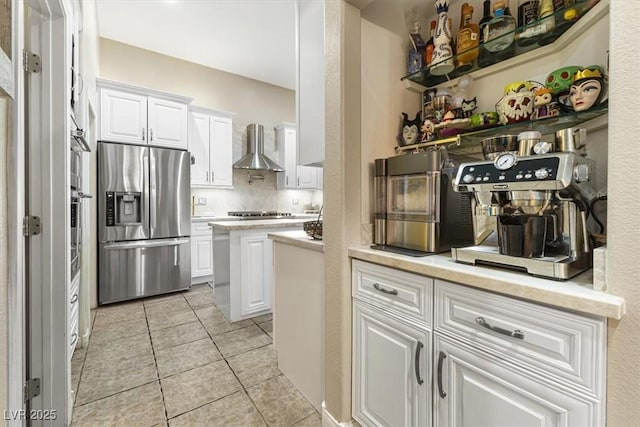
[433,335,598,427]
[351,260,606,427]
[239,232,272,316]
[191,221,213,284]
[353,301,430,427]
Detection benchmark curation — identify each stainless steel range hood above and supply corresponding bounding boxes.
[233,124,284,172]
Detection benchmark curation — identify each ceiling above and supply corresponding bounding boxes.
[95,0,296,90]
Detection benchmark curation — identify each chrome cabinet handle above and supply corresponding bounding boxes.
[150,128,153,141]
[286,176,289,185]
[415,341,424,385]
[475,317,524,339]
[70,293,78,304]
[211,171,214,182]
[70,333,78,347]
[142,128,145,141]
[297,177,300,186]
[373,283,398,296]
[205,171,209,182]
[437,351,447,398]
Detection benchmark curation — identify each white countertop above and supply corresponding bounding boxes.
[349,246,625,320]
[208,218,310,231]
[268,230,324,252]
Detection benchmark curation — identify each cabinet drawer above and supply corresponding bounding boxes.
[192,222,212,235]
[435,280,606,396]
[352,260,432,328]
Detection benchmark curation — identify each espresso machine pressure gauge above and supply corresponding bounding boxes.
[494,152,518,170]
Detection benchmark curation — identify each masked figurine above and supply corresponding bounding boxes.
[569,66,607,112]
[460,97,478,118]
[398,112,422,146]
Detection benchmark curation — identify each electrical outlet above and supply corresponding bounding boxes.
[292,198,299,205]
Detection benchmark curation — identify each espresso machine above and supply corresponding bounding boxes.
[451,130,595,280]
[373,148,475,255]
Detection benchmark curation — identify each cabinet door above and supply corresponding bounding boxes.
[297,0,324,166]
[209,116,234,188]
[188,112,211,186]
[434,335,599,427]
[296,166,318,188]
[148,96,188,149]
[283,127,298,188]
[239,232,272,316]
[353,301,430,427]
[100,88,147,144]
[192,234,213,278]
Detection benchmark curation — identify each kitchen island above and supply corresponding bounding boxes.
[209,218,308,322]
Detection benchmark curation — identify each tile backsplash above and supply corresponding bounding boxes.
[191,169,322,217]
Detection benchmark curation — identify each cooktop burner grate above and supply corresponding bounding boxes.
[228,211,293,218]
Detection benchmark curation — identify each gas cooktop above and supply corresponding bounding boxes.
[228,211,293,220]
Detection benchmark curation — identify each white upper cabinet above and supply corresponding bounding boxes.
[188,107,234,188]
[98,79,192,149]
[147,96,188,149]
[276,123,322,189]
[209,116,233,188]
[100,88,147,145]
[296,0,325,166]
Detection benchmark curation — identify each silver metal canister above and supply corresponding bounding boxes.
[555,128,587,153]
[373,158,387,245]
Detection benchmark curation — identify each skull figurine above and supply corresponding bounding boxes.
[496,92,535,125]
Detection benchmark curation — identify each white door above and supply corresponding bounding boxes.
[209,115,233,187]
[297,166,318,188]
[283,127,297,188]
[147,96,188,149]
[188,112,210,186]
[100,88,147,144]
[353,301,430,427]
[434,335,598,427]
[192,234,214,278]
[239,232,272,316]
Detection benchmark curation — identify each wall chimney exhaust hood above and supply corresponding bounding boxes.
[233,124,284,172]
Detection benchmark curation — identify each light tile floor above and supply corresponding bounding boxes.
[71,284,320,427]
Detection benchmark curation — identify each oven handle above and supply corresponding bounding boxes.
[102,238,190,250]
[71,191,93,201]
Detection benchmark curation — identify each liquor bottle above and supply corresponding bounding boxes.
[425,20,437,66]
[517,0,540,46]
[456,3,480,72]
[536,0,556,45]
[407,22,426,74]
[477,0,496,68]
[485,1,516,61]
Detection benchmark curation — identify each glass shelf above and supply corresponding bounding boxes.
[401,0,602,89]
[395,105,607,153]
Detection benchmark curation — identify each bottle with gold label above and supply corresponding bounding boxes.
[425,20,437,66]
[456,3,480,72]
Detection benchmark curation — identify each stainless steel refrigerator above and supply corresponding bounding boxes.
[98,142,191,304]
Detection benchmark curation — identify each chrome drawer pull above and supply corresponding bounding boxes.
[372,283,398,296]
[70,333,78,347]
[437,351,447,398]
[415,341,424,385]
[70,293,78,304]
[475,316,524,339]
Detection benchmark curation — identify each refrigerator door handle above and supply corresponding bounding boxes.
[102,238,190,250]
[149,150,157,234]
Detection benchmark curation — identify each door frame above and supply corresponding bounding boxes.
[6,0,26,423]
[25,0,72,424]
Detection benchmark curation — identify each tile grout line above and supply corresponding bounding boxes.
[187,298,273,427]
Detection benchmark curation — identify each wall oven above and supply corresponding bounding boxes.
[70,118,91,280]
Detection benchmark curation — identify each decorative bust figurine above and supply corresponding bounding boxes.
[569,66,607,112]
[398,112,422,146]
